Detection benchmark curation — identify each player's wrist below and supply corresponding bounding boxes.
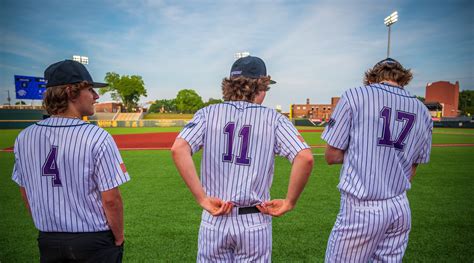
[196,195,207,207]
[285,198,296,209]
[114,235,124,246]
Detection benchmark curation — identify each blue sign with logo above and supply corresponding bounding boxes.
[14,75,47,100]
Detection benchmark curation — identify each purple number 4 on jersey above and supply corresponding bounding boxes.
[42,146,62,187]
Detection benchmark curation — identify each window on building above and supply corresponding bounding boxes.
[297,106,300,110]
[302,106,306,110]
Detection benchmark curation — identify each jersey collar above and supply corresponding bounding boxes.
[223,100,266,110]
[36,116,88,127]
[371,83,416,98]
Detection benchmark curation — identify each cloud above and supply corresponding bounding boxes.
[0,0,472,108]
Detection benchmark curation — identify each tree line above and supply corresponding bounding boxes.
[98,72,472,115]
[99,72,222,113]
[148,89,222,113]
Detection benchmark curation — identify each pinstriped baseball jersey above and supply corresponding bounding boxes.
[322,83,433,200]
[178,101,309,207]
[12,117,130,232]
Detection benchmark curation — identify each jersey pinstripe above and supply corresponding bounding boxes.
[325,193,411,262]
[178,101,309,262]
[178,101,309,207]
[322,83,433,200]
[12,117,130,232]
[323,83,433,262]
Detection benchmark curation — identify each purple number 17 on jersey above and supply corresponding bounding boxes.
[42,146,62,187]
[378,107,416,151]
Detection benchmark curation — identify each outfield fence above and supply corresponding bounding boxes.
[90,119,189,128]
[0,119,190,129]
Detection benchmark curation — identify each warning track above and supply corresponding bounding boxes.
[1,132,473,152]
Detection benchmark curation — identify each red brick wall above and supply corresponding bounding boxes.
[425,81,459,117]
[291,97,340,120]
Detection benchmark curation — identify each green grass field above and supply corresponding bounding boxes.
[0,127,473,262]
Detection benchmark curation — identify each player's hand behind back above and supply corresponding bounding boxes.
[257,199,294,217]
[200,197,233,216]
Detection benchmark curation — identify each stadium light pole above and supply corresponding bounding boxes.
[234,52,250,60]
[7,90,11,105]
[73,55,89,65]
[384,11,398,58]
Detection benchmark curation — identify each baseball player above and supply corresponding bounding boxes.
[322,58,433,262]
[171,56,314,262]
[12,60,130,262]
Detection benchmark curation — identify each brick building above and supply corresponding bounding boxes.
[94,101,122,113]
[425,81,459,117]
[291,97,340,121]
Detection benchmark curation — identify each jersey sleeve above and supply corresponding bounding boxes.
[321,93,352,150]
[414,118,433,164]
[177,109,206,154]
[11,138,24,187]
[94,134,130,192]
[274,116,310,162]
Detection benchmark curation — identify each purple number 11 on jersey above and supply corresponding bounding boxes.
[222,122,252,165]
[378,107,416,151]
[42,146,62,187]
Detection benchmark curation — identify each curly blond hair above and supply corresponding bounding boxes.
[221,76,272,102]
[43,81,90,115]
[363,59,413,87]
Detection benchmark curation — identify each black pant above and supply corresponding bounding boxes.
[38,230,123,263]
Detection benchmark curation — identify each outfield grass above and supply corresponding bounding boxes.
[433,127,474,134]
[0,127,473,262]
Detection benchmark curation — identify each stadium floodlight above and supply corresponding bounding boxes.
[234,52,250,60]
[384,11,398,58]
[384,11,398,26]
[72,55,89,65]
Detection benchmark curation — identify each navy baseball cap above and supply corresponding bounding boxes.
[230,56,276,84]
[374,57,402,67]
[44,60,107,88]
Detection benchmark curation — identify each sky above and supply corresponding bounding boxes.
[1,0,473,111]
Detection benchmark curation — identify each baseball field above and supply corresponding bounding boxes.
[0,127,473,262]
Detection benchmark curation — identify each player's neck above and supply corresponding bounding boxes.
[54,108,82,119]
[379,80,402,88]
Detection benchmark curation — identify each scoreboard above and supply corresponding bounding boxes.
[14,75,47,100]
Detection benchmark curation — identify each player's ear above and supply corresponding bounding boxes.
[65,85,73,101]
[65,86,77,102]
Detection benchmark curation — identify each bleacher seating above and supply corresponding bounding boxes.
[89,112,117,120]
[114,113,141,121]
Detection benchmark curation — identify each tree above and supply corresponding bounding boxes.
[15,101,26,105]
[100,72,147,112]
[148,99,177,113]
[459,90,474,116]
[203,98,223,107]
[175,89,204,113]
[416,96,425,103]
